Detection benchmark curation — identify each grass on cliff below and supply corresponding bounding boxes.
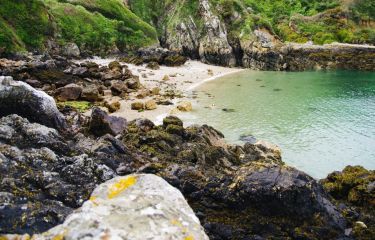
[0,0,158,55]
[212,0,375,45]
[65,0,158,46]
[0,0,52,54]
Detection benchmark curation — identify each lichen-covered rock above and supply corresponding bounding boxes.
[0,115,117,234]
[177,101,193,112]
[321,166,375,239]
[24,174,209,240]
[0,76,67,130]
[104,97,121,113]
[131,102,145,110]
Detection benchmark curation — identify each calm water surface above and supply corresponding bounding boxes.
[179,70,375,178]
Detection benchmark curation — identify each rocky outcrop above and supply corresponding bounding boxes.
[6,174,209,240]
[0,76,67,130]
[282,43,375,71]
[123,47,188,67]
[165,19,200,59]
[0,115,116,234]
[0,110,361,239]
[321,166,375,239]
[241,38,375,71]
[198,0,236,67]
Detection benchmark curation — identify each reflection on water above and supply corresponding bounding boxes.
[179,70,375,179]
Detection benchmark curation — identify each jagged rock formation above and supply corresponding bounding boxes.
[198,0,236,66]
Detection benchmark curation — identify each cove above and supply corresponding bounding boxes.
[180,70,375,179]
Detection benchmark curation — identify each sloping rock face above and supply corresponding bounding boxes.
[10,174,209,240]
[160,0,236,66]
[0,76,67,130]
[198,0,236,67]
[166,19,201,59]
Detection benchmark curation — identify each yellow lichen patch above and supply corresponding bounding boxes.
[89,196,99,206]
[52,234,64,240]
[171,219,183,227]
[90,196,97,201]
[107,176,137,199]
[184,236,194,240]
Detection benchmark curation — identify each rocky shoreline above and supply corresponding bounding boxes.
[0,51,374,239]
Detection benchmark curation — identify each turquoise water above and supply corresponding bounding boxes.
[179,70,375,179]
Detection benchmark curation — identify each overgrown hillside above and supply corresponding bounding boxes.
[0,0,373,57]
[130,0,375,45]
[0,0,158,56]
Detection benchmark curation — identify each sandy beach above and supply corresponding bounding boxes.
[79,58,243,123]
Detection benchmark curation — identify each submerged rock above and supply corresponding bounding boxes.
[16,174,209,240]
[0,76,67,130]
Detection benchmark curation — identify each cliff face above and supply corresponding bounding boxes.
[128,0,375,70]
[1,0,375,70]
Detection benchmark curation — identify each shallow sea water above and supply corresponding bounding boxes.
[178,70,375,178]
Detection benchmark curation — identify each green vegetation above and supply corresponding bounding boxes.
[0,0,373,55]
[65,0,157,48]
[0,0,52,54]
[129,0,374,45]
[57,101,93,112]
[0,0,158,55]
[209,0,375,45]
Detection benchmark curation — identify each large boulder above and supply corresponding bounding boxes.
[89,107,127,137]
[0,76,67,130]
[21,174,209,240]
[81,84,101,102]
[61,43,80,58]
[55,83,82,101]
